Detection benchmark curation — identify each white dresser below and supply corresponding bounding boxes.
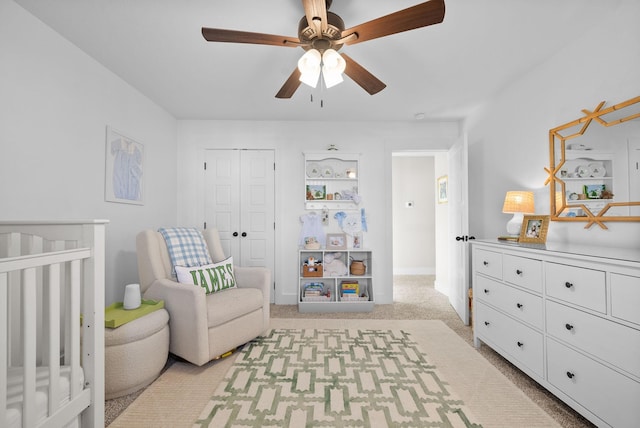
[472,240,640,428]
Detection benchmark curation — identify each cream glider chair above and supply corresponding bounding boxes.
[136,228,270,366]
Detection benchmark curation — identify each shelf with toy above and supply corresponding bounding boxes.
[298,248,373,313]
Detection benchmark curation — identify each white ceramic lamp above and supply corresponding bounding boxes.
[502,191,535,236]
[123,283,142,310]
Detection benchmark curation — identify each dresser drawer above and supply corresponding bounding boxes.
[475,301,543,377]
[611,273,640,326]
[503,254,542,293]
[545,262,606,313]
[475,275,543,329]
[546,300,640,378]
[547,338,640,428]
[474,248,502,280]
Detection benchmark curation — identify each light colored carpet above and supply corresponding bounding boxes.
[106,275,594,427]
[110,319,561,428]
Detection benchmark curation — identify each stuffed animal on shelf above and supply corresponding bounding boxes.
[323,252,348,277]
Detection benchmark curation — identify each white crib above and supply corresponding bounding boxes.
[0,220,107,428]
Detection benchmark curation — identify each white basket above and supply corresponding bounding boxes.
[302,296,332,302]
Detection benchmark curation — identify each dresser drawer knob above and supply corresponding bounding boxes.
[483,261,489,266]
[516,303,523,309]
[565,323,574,331]
[484,321,490,326]
[565,281,574,289]
[516,269,523,275]
[517,341,524,348]
[566,371,575,379]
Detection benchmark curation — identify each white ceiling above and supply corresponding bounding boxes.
[15,0,620,122]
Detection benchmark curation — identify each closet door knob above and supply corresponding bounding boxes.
[517,303,523,309]
[565,323,574,331]
[516,269,523,275]
[517,341,524,348]
[483,261,489,266]
[565,281,574,289]
[484,321,490,326]
[233,232,238,237]
[483,289,490,294]
[241,232,247,237]
[566,371,575,379]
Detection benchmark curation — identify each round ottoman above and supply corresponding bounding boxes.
[105,308,170,400]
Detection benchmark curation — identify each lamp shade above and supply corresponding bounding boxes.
[298,49,321,88]
[502,191,535,214]
[321,49,346,88]
[502,191,535,236]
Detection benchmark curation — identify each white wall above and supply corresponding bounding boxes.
[466,0,640,248]
[1,1,178,305]
[176,120,460,304]
[392,156,436,274]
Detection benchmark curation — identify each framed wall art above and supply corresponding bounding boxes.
[326,233,347,250]
[518,215,550,244]
[105,126,144,205]
[437,175,448,204]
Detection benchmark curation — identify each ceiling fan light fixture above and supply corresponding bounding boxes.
[321,49,346,88]
[298,49,322,88]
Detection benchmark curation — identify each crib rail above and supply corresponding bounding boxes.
[0,221,106,428]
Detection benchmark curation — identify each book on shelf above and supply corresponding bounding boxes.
[304,282,327,298]
[340,280,359,296]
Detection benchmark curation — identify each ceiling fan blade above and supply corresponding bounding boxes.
[275,68,303,99]
[302,0,328,35]
[342,0,445,46]
[341,53,386,95]
[202,28,300,47]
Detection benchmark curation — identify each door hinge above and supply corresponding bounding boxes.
[274,162,276,170]
[204,222,207,230]
[204,162,207,170]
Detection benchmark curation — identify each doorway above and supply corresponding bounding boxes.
[391,152,449,299]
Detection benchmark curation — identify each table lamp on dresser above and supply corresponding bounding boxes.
[502,191,535,236]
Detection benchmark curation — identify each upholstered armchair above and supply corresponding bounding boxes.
[136,228,270,366]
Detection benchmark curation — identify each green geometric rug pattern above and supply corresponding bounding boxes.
[195,328,482,427]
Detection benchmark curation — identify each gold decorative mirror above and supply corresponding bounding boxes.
[546,95,640,229]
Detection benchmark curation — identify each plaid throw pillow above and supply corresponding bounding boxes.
[158,227,213,275]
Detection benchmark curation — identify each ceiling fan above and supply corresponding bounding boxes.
[201,0,445,98]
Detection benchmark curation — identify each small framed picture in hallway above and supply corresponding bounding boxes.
[437,175,448,204]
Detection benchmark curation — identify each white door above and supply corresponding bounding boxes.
[448,135,470,325]
[204,149,275,288]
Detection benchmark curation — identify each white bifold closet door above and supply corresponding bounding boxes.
[204,149,275,297]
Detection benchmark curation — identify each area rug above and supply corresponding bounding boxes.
[108,319,560,428]
[194,328,481,427]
